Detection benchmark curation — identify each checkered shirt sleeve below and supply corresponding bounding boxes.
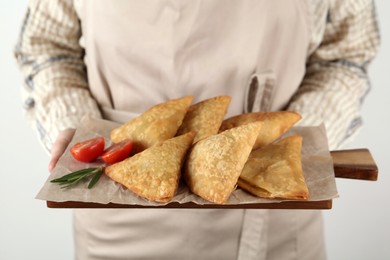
[288,0,380,150]
[14,0,102,153]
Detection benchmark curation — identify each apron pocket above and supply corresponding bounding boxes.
[244,71,276,113]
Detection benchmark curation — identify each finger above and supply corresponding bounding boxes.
[48,128,76,173]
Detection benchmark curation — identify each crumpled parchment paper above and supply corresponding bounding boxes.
[36,117,338,206]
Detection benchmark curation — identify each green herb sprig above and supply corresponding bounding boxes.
[50,167,104,189]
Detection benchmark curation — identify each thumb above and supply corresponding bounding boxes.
[48,128,76,173]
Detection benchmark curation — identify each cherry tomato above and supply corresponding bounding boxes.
[102,139,133,164]
[70,136,105,162]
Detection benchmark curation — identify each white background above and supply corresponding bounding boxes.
[1,1,389,259]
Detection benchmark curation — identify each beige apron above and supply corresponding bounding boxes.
[74,1,326,259]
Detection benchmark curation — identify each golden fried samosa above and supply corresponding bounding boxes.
[238,135,309,200]
[184,122,262,204]
[105,132,195,203]
[219,111,301,150]
[176,96,231,143]
[110,96,193,152]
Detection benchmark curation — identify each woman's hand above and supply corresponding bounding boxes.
[48,128,76,173]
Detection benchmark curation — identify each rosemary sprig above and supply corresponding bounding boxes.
[51,167,104,189]
[87,168,104,189]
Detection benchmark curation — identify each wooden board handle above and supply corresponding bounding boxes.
[331,149,378,181]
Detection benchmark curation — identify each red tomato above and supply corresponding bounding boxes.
[102,139,133,164]
[70,136,105,162]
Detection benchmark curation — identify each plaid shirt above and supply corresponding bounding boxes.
[14,0,380,152]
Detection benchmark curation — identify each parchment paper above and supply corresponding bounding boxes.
[36,117,339,206]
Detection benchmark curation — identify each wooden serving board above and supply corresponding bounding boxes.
[46,149,378,210]
[47,200,333,209]
[332,149,378,181]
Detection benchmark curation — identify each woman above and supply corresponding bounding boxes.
[15,0,379,259]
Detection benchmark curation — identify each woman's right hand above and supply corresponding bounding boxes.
[48,128,76,173]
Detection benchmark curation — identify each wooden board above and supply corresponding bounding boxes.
[46,149,378,210]
[47,199,333,209]
[332,149,378,181]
